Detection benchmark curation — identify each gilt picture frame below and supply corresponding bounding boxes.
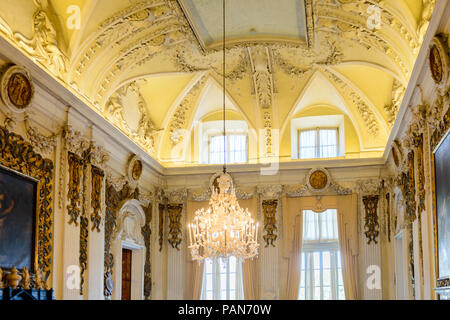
[0,164,39,272]
[432,129,450,289]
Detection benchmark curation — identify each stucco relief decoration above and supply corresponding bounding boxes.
[306,168,331,193]
[167,204,183,250]
[23,114,57,156]
[13,4,67,79]
[262,199,278,247]
[0,65,34,113]
[105,82,158,153]
[362,195,380,244]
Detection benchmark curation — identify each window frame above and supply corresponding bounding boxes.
[299,209,345,300]
[201,256,244,300]
[207,133,249,165]
[297,127,339,159]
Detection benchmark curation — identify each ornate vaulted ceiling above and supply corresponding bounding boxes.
[0,0,436,167]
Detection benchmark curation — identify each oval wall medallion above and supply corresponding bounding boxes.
[0,65,35,113]
[127,154,143,183]
[306,168,331,193]
[429,36,449,89]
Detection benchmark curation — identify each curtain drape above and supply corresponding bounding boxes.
[240,198,259,299]
[189,261,204,299]
[285,214,303,299]
[242,259,258,299]
[337,194,359,300]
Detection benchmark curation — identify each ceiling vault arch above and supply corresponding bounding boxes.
[0,0,436,165]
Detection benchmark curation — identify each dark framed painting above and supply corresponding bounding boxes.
[433,130,450,286]
[0,165,38,272]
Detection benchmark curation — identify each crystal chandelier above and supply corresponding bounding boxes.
[187,0,259,261]
[188,173,259,261]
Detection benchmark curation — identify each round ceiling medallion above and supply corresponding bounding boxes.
[306,168,331,193]
[1,65,35,113]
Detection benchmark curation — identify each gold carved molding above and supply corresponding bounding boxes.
[167,204,183,250]
[91,166,104,232]
[262,199,278,247]
[141,203,152,300]
[0,126,54,279]
[67,152,83,225]
[158,203,165,252]
[362,195,380,244]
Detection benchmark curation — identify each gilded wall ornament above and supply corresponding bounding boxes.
[262,199,278,247]
[158,203,165,252]
[79,215,88,295]
[0,65,34,113]
[127,154,143,183]
[306,168,331,193]
[67,152,83,225]
[362,195,380,244]
[91,166,104,232]
[429,36,449,89]
[141,204,152,299]
[167,204,183,250]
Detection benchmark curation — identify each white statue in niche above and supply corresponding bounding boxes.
[115,200,146,247]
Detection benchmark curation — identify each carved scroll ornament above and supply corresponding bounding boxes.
[159,203,165,252]
[167,204,183,250]
[141,204,152,299]
[67,152,83,225]
[91,166,104,231]
[362,195,380,244]
[262,200,278,247]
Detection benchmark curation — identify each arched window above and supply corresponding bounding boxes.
[200,256,244,300]
[298,209,345,300]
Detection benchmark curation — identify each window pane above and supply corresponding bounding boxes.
[323,286,332,300]
[229,273,236,290]
[209,135,225,164]
[313,287,321,300]
[300,209,345,301]
[229,256,237,272]
[322,252,331,269]
[319,129,337,158]
[201,256,243,301]
[206,259,213,273]
[323,269,331,286]
[299,130,316,159]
